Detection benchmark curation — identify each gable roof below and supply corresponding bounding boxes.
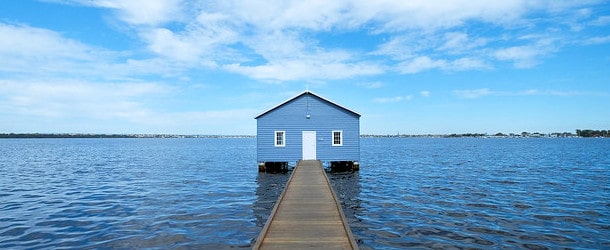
[255,91,361,119]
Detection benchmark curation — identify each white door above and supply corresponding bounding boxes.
[302,131,316,160]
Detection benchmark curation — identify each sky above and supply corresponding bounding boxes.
[1,0,609,135]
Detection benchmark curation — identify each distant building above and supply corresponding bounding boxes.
[255,91,360,172]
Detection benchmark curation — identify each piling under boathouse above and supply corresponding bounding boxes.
[255,91,360,172]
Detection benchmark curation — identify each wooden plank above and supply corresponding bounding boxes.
[253,160,358,250]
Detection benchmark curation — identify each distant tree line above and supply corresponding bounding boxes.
[2,131,608,139]
[0,133,255,139]
[445,133,488,138]
[576,129,610,137]
[0,133,137,138]
[361,130,610,138]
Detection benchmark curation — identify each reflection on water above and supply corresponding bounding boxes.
[253,172,290,230]
[327,171,363,244]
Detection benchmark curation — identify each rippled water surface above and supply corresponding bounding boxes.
[337,138,610,249]
[1,138,609,249]
[0,138,270,249]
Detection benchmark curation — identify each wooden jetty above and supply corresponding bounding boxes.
[253,160,359,250]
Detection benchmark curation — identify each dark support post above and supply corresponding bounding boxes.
[262,162,288,173]
[330,161,358,172]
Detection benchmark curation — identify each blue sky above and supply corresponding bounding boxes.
[1,0,609,135]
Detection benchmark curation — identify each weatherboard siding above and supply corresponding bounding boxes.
[257,93,360,163]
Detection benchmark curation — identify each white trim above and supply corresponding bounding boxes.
[274,131,285,147]
[332,130,343,146]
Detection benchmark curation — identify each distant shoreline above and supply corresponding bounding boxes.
[0,133,255,139]
[367,129,608,138]
[362,133,578,138]
[1,130,608,139]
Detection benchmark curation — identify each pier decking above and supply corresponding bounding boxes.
[253,160,358,250]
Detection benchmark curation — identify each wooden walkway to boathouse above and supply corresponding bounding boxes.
[253,160,358,250]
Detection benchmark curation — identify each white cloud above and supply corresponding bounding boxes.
[518,89,540,96]
[6,0,605,83]
[0,79,169,119]
[1,0,607,134]
[0,79,259,134]
[0,23,91,59]
[452,88,610,99]
[353,0,532,31]
[140,10,241,63]
[74,1,596,80]
[198,0,593,33]
[494,46,539,67]
[373,95,413,103]
[439,32,470,51]
[398,56,447,74]
[493,37,558,68]
[528,90,610,97]
[161,109,258,127]
[69,0,184,26]
[453,88,492,99]
[143,28,204,62]
[0,23,102,75]
[225,57,383,81]
[262,0,356,31]
[590,15,610,26]
[49,0,603,81]
[438,32,488,53]
[373,32,492,72]
[372,35,419,61]
[396,56,489,73]
[359,82,384,89]
[450,57,491,71]
[584,35,610,45]
[114,58,194,77]
[0,22,196,80]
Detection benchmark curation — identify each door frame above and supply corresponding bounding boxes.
[302,131,316,160]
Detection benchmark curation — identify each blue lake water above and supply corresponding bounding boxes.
[1,138,609,249]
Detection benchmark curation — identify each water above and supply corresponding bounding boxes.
[0,138,266,249]
[1,138,609,249]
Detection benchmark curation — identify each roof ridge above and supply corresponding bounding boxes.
[254,90,360,119]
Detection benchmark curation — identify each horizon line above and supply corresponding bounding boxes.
[2,130,608,138]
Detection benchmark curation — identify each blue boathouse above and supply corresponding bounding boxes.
[255,91,360,172]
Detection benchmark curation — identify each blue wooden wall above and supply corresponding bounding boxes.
[256,92,360,163]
